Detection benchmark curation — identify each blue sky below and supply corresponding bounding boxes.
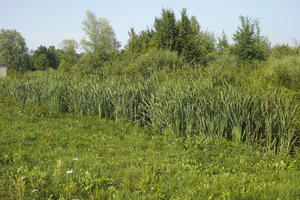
[1,0,299,51]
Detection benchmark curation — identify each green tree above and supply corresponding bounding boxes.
[32,45,60,70]
[0,29,29,71]
[81,10,120,69]
[82,45,117,70]
[154,9,178,51]
[176,9,215,65]
[125,28,157,55]
[81,10,120,53]
[125,9,215,65]
[47,46,60,69]
[197,31,216,65]
[232,16,270,62]
[176,9,193,61]
[59,39,78,72]
[33,54,50,70]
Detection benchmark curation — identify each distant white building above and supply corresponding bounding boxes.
[0,64,7,77]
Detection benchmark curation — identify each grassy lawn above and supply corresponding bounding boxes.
[1,97,300,199]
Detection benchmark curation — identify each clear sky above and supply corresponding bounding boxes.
[1,0,299,51]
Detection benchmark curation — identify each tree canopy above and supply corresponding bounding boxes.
[58,39,79,72]
[125,9,215,65]
[81,10,120,53]
[32,45,60,70]
[81,10,120,69]
[0,29,29,71]
[1,9,285,74]
[154,9,178,51]
[232,16,270,62]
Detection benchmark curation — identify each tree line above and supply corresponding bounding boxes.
[0,9,299,73]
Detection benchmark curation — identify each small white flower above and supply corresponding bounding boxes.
[72,158,79,161]
[32,189,38,193]
[151,187,154,190]
[67,170,74,174]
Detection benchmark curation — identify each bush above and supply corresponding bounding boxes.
[263,56,300,91]
[271,44,297,58]
[128,49,185,77]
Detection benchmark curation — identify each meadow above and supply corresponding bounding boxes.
[1,97,300,199]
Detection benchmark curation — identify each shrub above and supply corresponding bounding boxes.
[271,44,296,58]
[127,49,185,77]
[263,56,300,91]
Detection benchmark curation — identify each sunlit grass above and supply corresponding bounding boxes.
[0,97,300,199]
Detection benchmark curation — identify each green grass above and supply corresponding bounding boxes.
[1,97,300,199]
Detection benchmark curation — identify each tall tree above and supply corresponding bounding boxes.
[0,29,29,71]
[81,10,120,53]
[154,9,178,51]
[126,8,215,65]
[190,16,200,35]
[176,8,193,60]
[232,16,270,62]
[81,10,120,69]
[176,9,215,64]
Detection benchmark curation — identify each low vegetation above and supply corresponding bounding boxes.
[0,64,299,154]
[1,97,300,199]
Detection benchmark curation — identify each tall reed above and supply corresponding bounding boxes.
[0,70,298,154]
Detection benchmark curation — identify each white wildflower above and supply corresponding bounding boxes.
[67,170,74,174]
[72,158,79,161]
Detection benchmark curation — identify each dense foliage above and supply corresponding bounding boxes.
[1,9,298,72]
[31,45,60,70]
[232,16,270,63]
[0,29,30,71]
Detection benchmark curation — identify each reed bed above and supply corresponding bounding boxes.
[0,71,298,154]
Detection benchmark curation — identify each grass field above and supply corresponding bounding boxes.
[1,97,300,199]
